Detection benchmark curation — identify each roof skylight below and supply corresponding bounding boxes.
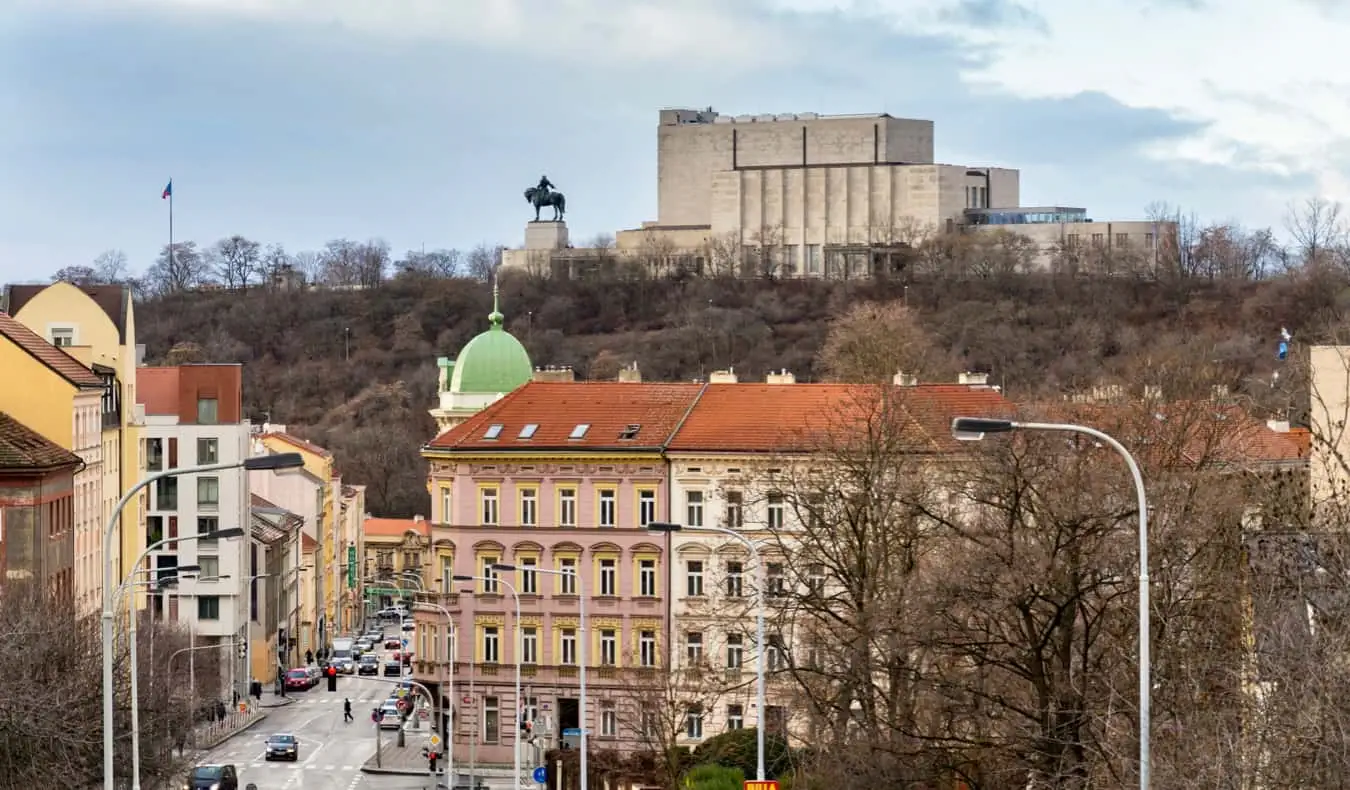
[483,424,504,440]
[519,424,539,439]
[619,424,641,440]
[569,423,591,440]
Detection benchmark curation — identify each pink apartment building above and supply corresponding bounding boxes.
[413,381,706,765]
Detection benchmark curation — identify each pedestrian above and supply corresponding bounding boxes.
[306,649,314,665]
[344,697,353,723]
[371,708,380,725]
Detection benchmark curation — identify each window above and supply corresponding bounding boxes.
[559,558,577,595]
[806,244,822,275]
[727,704,744,730]
[146,439,163,471]
[196,397,218,424]
[197,477,220,510]
[440,487,452,523]
[198,517,219,547]
[1091,233,1105,247]
[765,705,787,735]
[480,557,499,594]
[726,633,743,669]
[807,564,825,594]
[640,630,657,667]
[523,696,539,728]
[767,494,785,529]
[686,491,704,527]
[197,596,221,620]
[198,556,219,578]
[1067,234,1080,248]
[599,558,617,596]
[601,701,618,737]
[600,629,617,666]
[568,424,590,439]
[146,516,164,545]
[785,245,800,273]
[558,488,577,527]
[725,491,743,528]
[156,478,177,510]
[1145,233,1155,247]
[483,696,500,743]
[638,490,656,527]
[639,559,657,597]
[561,628,577,665]
[767,563,785,598]
[482,626,500,663]
[619,424,640,440]
[484,424,504,440]
[806,493,825,530]
[598,489,616,528]
[480,487,499,526]
[521,627,538,664]
[686,705,703,739]
[767,634,785,671]
[50,327,75,347]
[518,423,538,439]
[686,560,704,597]
[686,632,703,665]
[1116,233,1128,246]
[520,558,538,595]
[726,561,743,598]
[196,438,218,464]
[519,488,537,527]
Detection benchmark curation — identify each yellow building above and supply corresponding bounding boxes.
[360,516,430,611]
[0,312,106,613]
[3,283,143,611]
[336,483,368,630]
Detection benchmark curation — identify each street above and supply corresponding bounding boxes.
[191,623,437,790]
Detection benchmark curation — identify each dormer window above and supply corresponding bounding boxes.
[518,424,539,439]
[619,424,641,440]
[483,424,504,440]
[569,424,590,440]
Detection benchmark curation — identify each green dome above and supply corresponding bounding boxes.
[448,284,533,395]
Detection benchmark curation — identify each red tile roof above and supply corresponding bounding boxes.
[0,312,102,388]
[426,382,707,451]
[260,432,333,459]
[0,412,83,471]
[668,383,1015,453]
[364,517,430,538]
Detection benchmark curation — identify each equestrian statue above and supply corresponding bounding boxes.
[524,175,566,222]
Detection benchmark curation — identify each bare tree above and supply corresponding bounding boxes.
[146,241,208,294]
[817,300,947,384]
[396,248,462,279]
[465,244,503,281]
[1285,196,1346,270]
[615,652,733,790]
[92,249,129,283]
[51,265,100,285]
[210,235,262,290]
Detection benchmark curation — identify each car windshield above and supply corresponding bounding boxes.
[287,669,307,678]
[361,656,378,663]
[191,766,224,779]
[269,735,296,744]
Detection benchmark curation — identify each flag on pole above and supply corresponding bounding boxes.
[162,180,172,199]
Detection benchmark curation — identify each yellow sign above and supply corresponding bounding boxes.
[744,782,779,790]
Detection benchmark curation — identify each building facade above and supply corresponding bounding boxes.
[248,493,303,684]
[417,381,701,765]
[0,312,106,615]
[136,363,251,694]
[0,412,83,602]
[4,283,144,609]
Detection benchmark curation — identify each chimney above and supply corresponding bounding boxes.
[533,365,575,383]
[766,369,795,384]
[958,371,989,386]
[1143,384,1162,401]
[617,362,642,383]
[1212,384,1231,401]
[1267,418,1291,433]
[709,368,739,384]
[893,371,919,387]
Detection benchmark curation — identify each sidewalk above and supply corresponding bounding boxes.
[259,689,298,709]
[361,727,434,775]
[190,707,269,751]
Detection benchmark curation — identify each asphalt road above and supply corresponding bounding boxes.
[193,624,435,790]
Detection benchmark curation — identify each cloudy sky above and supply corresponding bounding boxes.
[0,0,1341,282]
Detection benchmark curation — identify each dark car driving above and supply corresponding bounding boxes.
[358,654,380,675]
[264,733,299,761]
[187,763,239,789]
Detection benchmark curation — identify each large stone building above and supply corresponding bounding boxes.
[0,411,83,602]
[502,107,1170,276]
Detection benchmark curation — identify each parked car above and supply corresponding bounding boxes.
[378,700,402,730]
[358,654,380,675]
[284,668,312,691]
[384,636,401,650]
[306,665,322,684]
[264,733,299,762]
[187,764,239,789]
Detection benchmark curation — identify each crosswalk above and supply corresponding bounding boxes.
[281,693,410,705]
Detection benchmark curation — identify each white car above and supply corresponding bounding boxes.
[378,700,402,730]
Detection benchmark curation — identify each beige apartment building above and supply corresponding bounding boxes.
[502,107,1170,276]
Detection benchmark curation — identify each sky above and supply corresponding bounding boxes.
[1,0,1345,282]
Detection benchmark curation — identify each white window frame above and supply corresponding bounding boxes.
[686,490,704,528]
[483,626,500,663]
[521,627,538,664]
[598,489,617,528]
[686,560,704,597]
[599,558,617,596]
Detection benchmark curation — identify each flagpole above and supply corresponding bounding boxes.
[168,180,174,273]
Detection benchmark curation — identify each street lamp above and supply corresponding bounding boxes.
[648,522,767,781]
[101,451,303,790]
[504,563,588,790]
[461,571,523,790]
[951,416,1151,790]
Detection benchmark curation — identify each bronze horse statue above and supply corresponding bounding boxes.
[525,186,566,222]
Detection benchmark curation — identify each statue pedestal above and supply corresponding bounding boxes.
[524,221,569,251]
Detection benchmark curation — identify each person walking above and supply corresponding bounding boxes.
[343,698,354,723]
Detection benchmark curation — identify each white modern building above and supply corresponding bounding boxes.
[137,363,251,698]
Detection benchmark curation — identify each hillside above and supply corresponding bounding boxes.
[133,268,1347,517]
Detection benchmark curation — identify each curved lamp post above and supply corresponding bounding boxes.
[951,416,1150,790]
[101,451,303,790]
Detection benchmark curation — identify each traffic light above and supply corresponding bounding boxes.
[327,666,337,692]
[422,746,440,772]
